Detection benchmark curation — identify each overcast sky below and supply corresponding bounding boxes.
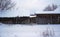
[0,0,60,17]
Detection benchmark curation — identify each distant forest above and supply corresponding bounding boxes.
[0,14,60,24]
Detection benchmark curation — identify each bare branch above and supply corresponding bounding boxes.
[43,4,58,11]
[0,0,15,11]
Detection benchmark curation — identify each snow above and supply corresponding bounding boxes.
[0,24,60,37]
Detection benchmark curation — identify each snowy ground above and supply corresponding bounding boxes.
[0,23,60,37]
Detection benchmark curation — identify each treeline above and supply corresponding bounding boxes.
[0,14,60,24]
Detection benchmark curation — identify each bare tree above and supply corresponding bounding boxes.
[0,0,15,11]
[43,4,58,11]
[42,28,55,37]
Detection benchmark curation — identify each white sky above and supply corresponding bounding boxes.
[0,0,60,17]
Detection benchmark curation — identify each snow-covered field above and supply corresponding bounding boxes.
[0,23,60,37]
